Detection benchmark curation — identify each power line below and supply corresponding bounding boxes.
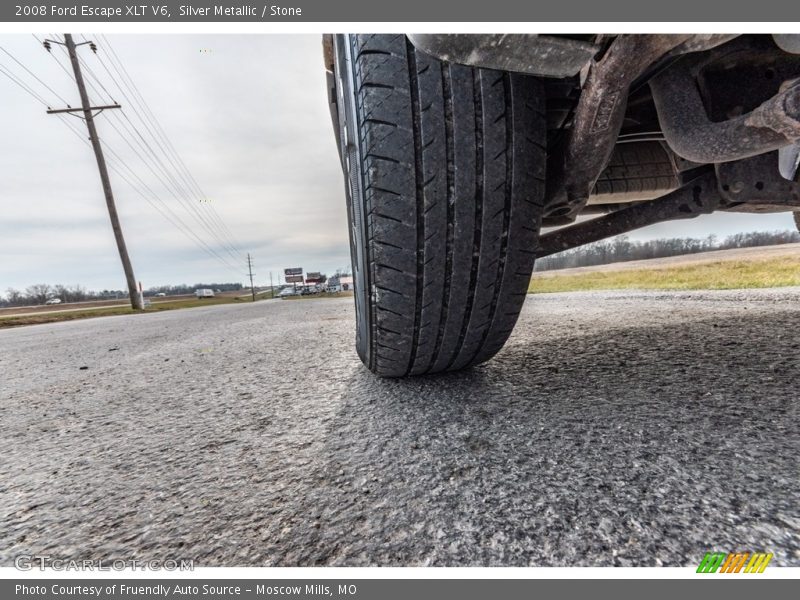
[49,103,245,275]
[33,34,76,85]
[103,147,247,275]
[67,53,247,274]
[1,38,246,280]
[32,42,237,265]
[99,121,247,274]
[87,42,245,265]
[56,113,246,276]
[117,108,245,264]
[94,34,246,254]
[52,34,246,268]
[0,45,68,105]
[0,62,51,106]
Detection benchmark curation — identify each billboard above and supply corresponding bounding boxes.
[284,267,303,283]
[306,272,323,283]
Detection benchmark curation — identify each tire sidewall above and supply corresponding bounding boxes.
[333,35,372,367]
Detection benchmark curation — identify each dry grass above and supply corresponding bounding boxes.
[0,295,258,329]
[279,291,355,300]
[528,256,800,294]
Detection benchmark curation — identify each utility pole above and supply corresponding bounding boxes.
[247,253,256,302]
[45,34,142,310]
[269,272,274,299]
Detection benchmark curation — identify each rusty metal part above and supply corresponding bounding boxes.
[779,142,800,180]
[696,36,800,121]
[544,35,693,220]
[716,151,800,208]
[667,35,741,57]
[577,202,645,216]
[323,34,341,160]
[651,56,800,164]
[406,34,599,78]
[322,34,335,71]
[536,171,724,258]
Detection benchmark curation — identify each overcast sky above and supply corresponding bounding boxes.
[0,34,796,293]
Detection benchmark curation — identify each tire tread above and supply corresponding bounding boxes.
[346,34,545,376]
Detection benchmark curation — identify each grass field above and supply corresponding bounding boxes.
[0,296,258,329]
[279,291,355,301]
[528,256,800,294]
[0,291,356,329]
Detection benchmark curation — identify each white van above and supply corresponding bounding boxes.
[195,288,215,299]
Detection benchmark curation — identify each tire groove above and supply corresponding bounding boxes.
[446,68,484,370]
[367,185,402,197]
[471,72,514,363]
[360,82,395,91]
[364,153,401,164]
[364,118,399,128]
[405,40,425,377]
[428,63,455,372]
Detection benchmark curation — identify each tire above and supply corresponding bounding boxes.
[332,34,546,377]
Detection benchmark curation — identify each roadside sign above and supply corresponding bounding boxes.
[306,272,323,282]
[284,267,303,283]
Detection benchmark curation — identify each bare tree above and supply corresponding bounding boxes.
[4,288,23,306]
[53,284,69,303]
[535,229,800,272]
[25,284,52,305]
[69,284,88,302]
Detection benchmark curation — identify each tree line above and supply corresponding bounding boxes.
[143,283,243,296]
[4,230,797,304]
[1,282,243,307]
[535,229,800,271]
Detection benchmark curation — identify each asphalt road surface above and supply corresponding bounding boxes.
[1,290,798,567]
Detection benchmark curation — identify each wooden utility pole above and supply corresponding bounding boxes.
[269,271,274,299]
[46,34,142,310]
[247,253,256,302]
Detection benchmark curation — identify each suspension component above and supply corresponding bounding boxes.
[536,172,725,258]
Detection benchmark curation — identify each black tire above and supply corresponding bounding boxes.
[332,34,546,377]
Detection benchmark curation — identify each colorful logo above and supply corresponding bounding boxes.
[697,552,773,573]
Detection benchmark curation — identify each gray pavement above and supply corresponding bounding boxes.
[1,290,798,566]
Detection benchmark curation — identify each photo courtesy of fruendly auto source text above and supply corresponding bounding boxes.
[0,1,798,598]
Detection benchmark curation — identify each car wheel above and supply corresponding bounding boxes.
[332,34,547,376]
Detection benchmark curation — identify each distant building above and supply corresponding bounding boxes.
[327,274,354,292]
